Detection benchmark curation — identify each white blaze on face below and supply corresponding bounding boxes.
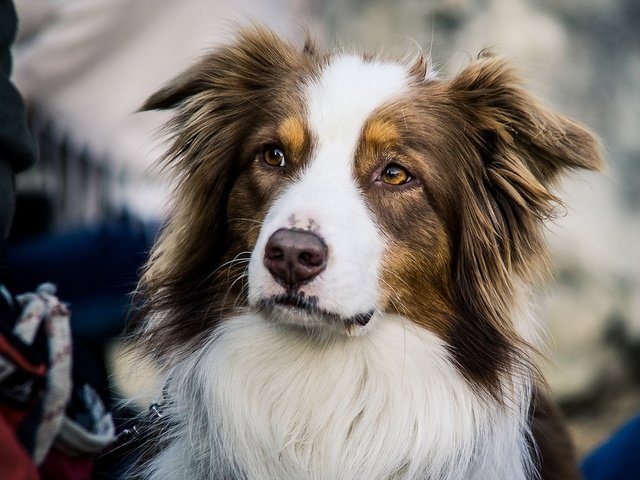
[248,54,409,324]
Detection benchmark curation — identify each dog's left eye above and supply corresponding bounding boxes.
[262,146,286,167]
[381,164,412,185]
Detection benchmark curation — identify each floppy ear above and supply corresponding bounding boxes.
[451,52,602,276]
[140,27,308,113]
[133,27,306,361]
[140,68,209,111]
[450,53,602,186]
[444,53,603,388]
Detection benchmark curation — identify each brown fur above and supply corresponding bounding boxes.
[531,388,583,480]
[445,53,601,391]
[133,28,321,364]
[134,27,601,478]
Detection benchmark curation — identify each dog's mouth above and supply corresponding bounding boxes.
[257,292,374,328]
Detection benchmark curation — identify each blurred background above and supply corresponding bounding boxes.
[9,0,640,460]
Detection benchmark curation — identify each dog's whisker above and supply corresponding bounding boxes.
[227,217,264,225]
[216,270,250,318]
[195,253,251,290]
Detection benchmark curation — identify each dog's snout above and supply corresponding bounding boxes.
[264,228,328,288]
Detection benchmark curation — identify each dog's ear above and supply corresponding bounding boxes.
[449,53,602,185]
[140,68,208,111]
[133,27,308,361]
[443,53,603,388]
[448,52,602,282]
[140,26,305,113]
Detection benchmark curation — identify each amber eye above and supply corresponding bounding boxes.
[263,146,286,167]
[381,164,412,185]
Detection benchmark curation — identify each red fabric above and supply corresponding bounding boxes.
[39,449,92,480]
[0,335,47,376]
[0,415,39,480]
[0,334,46,428]
[0,403,27,431]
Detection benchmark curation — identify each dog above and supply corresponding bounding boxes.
[133,26,602,480]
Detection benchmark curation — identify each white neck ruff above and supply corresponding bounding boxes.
[144,313,534,480]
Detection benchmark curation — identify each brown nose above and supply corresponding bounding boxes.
[264,228,328,288]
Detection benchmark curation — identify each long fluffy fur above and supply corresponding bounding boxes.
[133,26,602,480]
[144,314,534,480]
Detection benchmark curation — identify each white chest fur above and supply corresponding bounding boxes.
[144,314,534,480]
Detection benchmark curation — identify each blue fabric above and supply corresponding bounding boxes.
[7,215,157,339]
[583,413,640,480]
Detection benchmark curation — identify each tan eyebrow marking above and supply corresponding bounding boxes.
[278,117,307,153]
[363,119,399,146]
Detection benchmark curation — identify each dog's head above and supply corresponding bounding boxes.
[136,27,601,391]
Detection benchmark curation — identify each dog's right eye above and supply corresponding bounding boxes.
[380,163,412,186]
[262,146,286,167]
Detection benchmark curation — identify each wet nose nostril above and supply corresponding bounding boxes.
[263,228,328,288]
[299,251,323,267]
[265,244,284,260]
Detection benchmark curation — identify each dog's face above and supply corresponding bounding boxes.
[242,56,446,336]
[137,28,601,390]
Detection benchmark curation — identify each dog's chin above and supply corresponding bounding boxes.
[255,293,375,337]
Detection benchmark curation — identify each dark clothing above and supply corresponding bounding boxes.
[0,0,37,174]
[1,0,37,281]
[7,215,156,338]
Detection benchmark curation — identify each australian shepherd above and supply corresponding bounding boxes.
[133,27,602,480]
